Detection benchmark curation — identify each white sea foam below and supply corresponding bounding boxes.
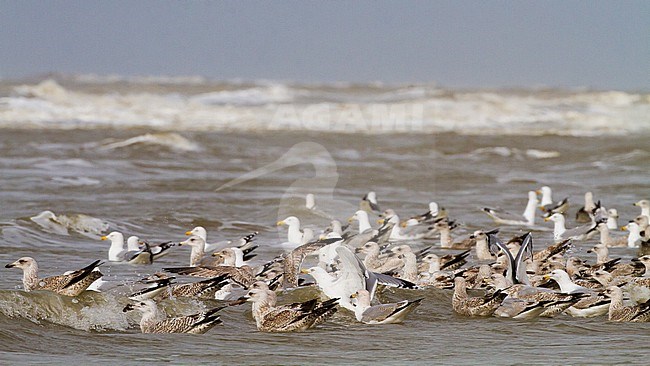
[1,78,649,136]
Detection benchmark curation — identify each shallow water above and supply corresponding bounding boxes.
[1,78,649,365]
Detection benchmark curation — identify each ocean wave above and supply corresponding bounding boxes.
[0,290,130,332]
[1,78,649,136]
[95,132,202,152]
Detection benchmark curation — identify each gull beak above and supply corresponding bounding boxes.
[350,292,358,299]
[544,217,551,222]
[535,189,542,195]
[276,220,285,226]
[377,218,385,225]
[621,225,628,231]
[122,304,135,312]
[347,217,354,223]
[542,274,551,280]
[184,230,192,236]
[228,296,248,306]
[400,221,408,228]
[5,262,16,268]
[100,236,108,241]
[300,269,310,275]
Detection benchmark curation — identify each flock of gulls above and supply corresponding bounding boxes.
[5,187,650,334]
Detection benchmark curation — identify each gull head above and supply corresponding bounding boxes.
[277,216,299,227]
[5,256,36,270]
[179,235,205,247]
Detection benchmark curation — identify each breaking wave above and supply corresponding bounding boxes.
[1,76,649,136]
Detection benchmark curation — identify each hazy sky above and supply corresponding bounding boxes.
[2,1,649,90]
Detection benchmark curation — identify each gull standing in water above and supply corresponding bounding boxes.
[101,231,153,264]
[452,277,508,317]
[350,289,423,324]
[482,191,539,227]
[576,192,597,223]
[621,222,643,248]
[123,300,224,334]
[603,286,650,322]
[380,209,436,241]
[277,216,313,249]
[185,226,232,253]
[544,269,610,317]
[633,199,650,219]
[5,257,103,296]
[243,288,338,332]
[360,191,381,214]
[538,186,569,217]
[304,246,416,312]
[544,213,594,241]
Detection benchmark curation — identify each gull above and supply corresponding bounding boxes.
[304,193,334,219]
[633,199,650,219]
[576,192,597,223]
[101,231,153,264]
[350,289,423,324]
[277,216,312,249]
[164,261,256,288]
[593,222,627,248]
[418,249,469,285]
[380,209,436,241]
[433,220,472,249]
[169,276,231,300]
[632,255,650,276]
[355,241,383,272]
[185,226,232,253]
[493,298,569,320]
[544,213,594,241]
[452,277,508,317]
[482,191,538,226]
[348,210,374,235]
[470,229,497,260]
[178,235,209,266]
[606,209,619,230]
[634,215,650,240]
[130,236,175,260]
[5,257,103,296]
[244,288,338,332]
[420,251,470,275]
[398,252,419,283]
[603,286,650,322]
[123,300,224,334]
[360,191,381,214]
[486,273,586,317]
[280,237,341,288]
[403,201,447,227]
[488,232,533,285]
[304,246,416,312]
[586,244,645,277]
[128,277,176,301]
[537,186,569,217]
[346,211,394,247]
[621,222,643,248]
[544,269,610,317]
